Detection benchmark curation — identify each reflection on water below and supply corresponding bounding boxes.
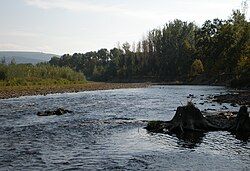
[232,132,250,142]
[147,130,206,149]
[148,129,250,149]
[175,131,205,149]
[0,85,249,170]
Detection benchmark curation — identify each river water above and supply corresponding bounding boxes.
[0,85,249,170]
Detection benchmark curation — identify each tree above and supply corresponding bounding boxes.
[0,64,7,80]
[190,59,204,77]
[97,48,109,65]
[236,56,250,79]
[49,56,60,66]
[122,42,131,54]
[10,58,16,65]
[1,57,6,65]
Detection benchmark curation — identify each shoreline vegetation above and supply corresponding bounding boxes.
[0,61,148,99]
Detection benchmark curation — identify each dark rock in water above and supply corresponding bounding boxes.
[205,112,236,130]
[146,104,249,135]
[231,106,250,132]
[55,108,73,115]
[222,106,228,110]
[146,121,169,133]
[213,92,250,106]
[187,94,195,98]
[37,108,73,116]
[204,108,216,111]
[230,103,237,107]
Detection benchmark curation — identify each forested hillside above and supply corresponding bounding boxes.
[49,11,250,87]
[0,51,58,64]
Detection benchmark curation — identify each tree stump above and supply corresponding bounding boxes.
[231,106,250,132]
[168,103,219,133]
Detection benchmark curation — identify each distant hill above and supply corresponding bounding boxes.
[0,51,59,64]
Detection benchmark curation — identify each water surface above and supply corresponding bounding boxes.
[0,85,249,170]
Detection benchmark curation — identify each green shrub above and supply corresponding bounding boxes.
[0,64,86,86]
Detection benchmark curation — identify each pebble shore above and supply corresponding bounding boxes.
[0,82,150,99]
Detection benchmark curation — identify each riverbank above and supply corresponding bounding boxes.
[0,82,150,99]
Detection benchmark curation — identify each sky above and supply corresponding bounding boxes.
[0,0,248,55]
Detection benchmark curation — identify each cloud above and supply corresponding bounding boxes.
[24,0,121,12]
[24,0,161,20]
[0,30,40,38]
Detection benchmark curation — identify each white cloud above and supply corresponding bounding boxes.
[24,0,121,12]
[23,0,245,25]
[24,0,161,20]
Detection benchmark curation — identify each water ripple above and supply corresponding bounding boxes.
[0,86,249,170]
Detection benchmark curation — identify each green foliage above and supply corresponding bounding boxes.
[92,65,106,80]
[0,64,7,80]
[1,57,6,65]
[232,56,250,87]
[236,56,250,78]
[196,10,249,76]
[190,59,204,77]
[0,63,86,86]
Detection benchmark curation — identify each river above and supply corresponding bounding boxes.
[0,85,249,170]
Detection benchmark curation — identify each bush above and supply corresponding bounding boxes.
[0,64,86,86]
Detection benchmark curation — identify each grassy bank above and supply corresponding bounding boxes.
[0,63,149,99]
[0,82,149,99]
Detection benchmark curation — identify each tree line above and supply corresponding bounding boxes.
[49,10,249,86]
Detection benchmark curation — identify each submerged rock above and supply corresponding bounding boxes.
[37,108,73,116]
